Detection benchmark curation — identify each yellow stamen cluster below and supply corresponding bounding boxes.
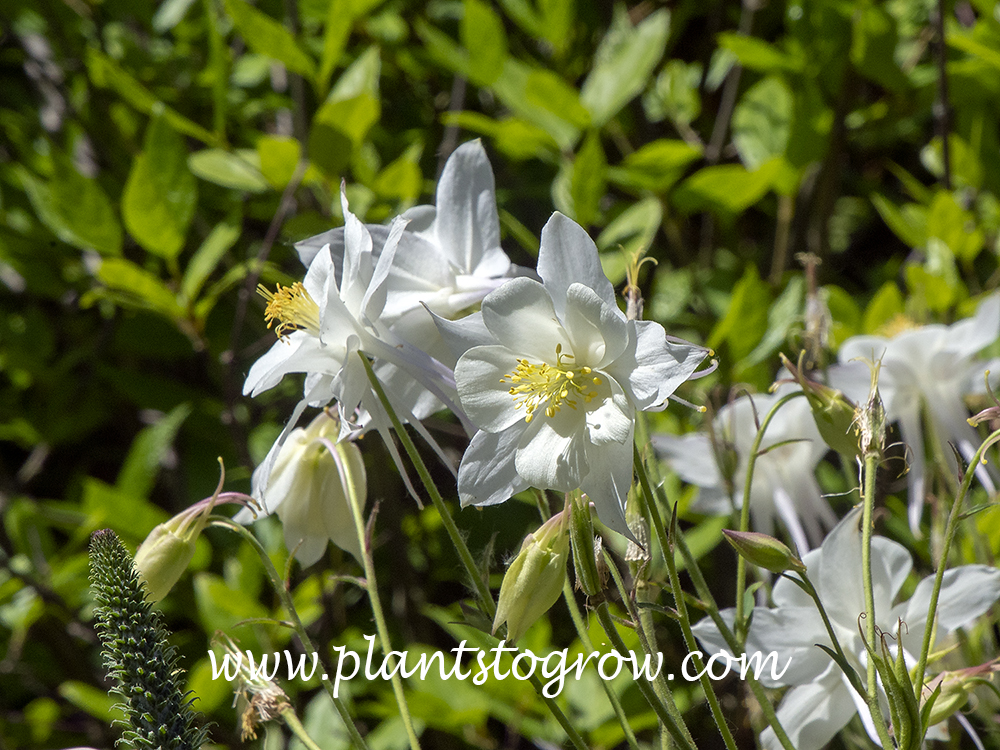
[502,344,602,423]
[258,282,320,339]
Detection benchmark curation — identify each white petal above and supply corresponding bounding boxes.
[536,212,616,316]
[456,345,526,432]
[903,565,1000,650]
[760,667,857,750]
[431,309,497,362]
[896,401,927,533]
[433,140,505,275]
[480,277,569,362]
[244,335,338,397]
[945,292,1000,358]
[362,215,407,322]
[585,385,632,446]
[515,410,587,492]
[744,606,832,687]
[340,189,374,312]
[651,432,723,489]
[458,428,530,507]
[561,283,628,368]
[816,506,867,630]
[580,418,634,539]
[606,320,707,410]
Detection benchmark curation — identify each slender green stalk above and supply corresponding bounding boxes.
[209,517,371,750]
[859,454,895,749]
[601,547,697,750]
[358,354,494,615]
[914,427,1000,691]
[358,354,590,750]
[633,455,738,750]
[329,439,422,750]
[562,580,642,750]
[594,603,697,750]
[635,445,795,750]
[281,706,325,750]
[734,392,804,641]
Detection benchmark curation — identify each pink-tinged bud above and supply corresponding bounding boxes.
[922,659,1000,726]
[782,353,861,458]
[723,529,805,574]
[493,511,570,642]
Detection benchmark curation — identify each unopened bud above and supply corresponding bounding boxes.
[851,358,887,460]
[782,353,861,458]
[922,660,1000,726]
[493,511,569,642]
[723,529,805,574]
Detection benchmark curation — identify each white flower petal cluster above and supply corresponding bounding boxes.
[438,212,708,538]
[235,411,364,566]
[692,507,1000,750]
[653,388,837,552]
[295,140,524,367]
[832,293,1000,531]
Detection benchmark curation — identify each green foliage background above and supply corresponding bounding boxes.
[1,0,999,747]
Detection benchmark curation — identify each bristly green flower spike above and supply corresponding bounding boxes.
[89,528,209,750]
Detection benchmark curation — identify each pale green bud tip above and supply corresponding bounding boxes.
[493,512,570,642]
[723,529,805,574]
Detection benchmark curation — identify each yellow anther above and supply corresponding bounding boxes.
[258,282,320,339]
[501,346,603,423]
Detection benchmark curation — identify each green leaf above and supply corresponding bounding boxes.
[440,112,557,160]
[258,135,303,188]
[717,33,805,73]
[180,217,240,304]
[318,0,354,94]
[329,46,381,100]
[309,94,380,176]
[463,0,508,85]
[122,110,198,259]
[743,276,804,367]
[187,149,271,192]
[580,7,670,127]
[596,197,662,259]
[58,681,124,724]
[707,264,771,360]
[372,143,423,201]
[643,59,702,125]
[117,404,192,500]
[673,159,780,217]
[524,69,591,130]
[862,281,904,334]
[732,76,793,170]
[871,194,926,248]
[223,0,316,79]
[95,257,184,319]
[608,138,702,193]
[851,5,908,91]
[823,284,861,346]
[16,159,123,256]
[86,49,217,145]
[569,131,606,226]
[926,190,984,263]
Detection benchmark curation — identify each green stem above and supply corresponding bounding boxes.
[358,354,589,750]
[562,580,642,750]
[602,547,697,750]
[209,517,371,750]
[914,428,1000,691]
[735,392,804,642]
[281,706,325,750]
[634,453,738,750]
[332,440,422,750]
[860,454,895,749]
[594,603,697,750]
[635,445,796,750]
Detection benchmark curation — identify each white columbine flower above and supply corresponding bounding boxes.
[833,293,1000,532]
[295,140,522,367]
[438,212,708,538]
[245,190,467,492]
[653,388,837,552]
[692,507,1000,750]
[235,411,364,566]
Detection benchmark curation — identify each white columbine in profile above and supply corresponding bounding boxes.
[653,388,837,552]
[295,140,522,367]
[692,507,1000,750]
[236,411,364,566]
[438,212,708,538]
[833,293,1000,532]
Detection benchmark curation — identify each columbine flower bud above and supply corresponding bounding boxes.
[493,510,569,642]
[135,461,245,603]
[722,529,805,574]
[853,358,887,460]
[781,352,861,458]
[922,660,1000,726]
